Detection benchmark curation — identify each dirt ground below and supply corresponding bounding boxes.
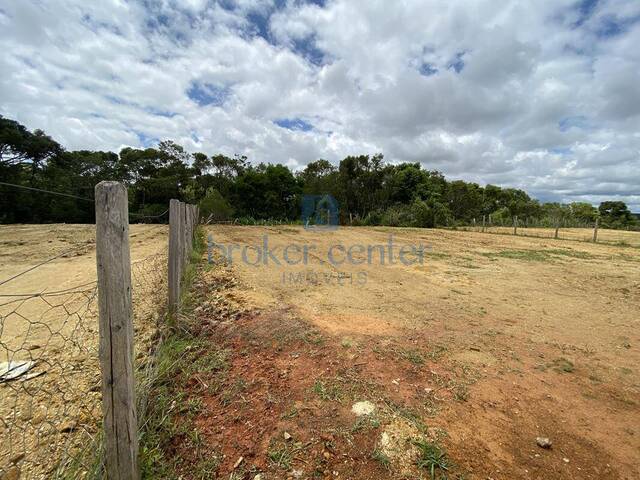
[0,224,168,479]
[176,225,640,480]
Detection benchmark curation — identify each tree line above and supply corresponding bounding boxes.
[1,115,637,229]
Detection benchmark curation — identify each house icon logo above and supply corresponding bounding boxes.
[301,194,339,230]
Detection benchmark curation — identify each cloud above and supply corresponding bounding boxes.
[1,0,639,209]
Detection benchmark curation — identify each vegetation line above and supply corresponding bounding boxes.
[1,116,638,229]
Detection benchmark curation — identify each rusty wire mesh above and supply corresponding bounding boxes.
[0,248,168,479]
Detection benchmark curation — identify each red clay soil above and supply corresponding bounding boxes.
[164,258,637,480]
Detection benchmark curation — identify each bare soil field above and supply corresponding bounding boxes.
[173,225,640,479]
[0,224,168,479]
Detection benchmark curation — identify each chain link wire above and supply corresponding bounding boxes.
[0,246,168,479]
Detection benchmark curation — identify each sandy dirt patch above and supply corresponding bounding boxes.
[182,225,640,479]
[0,224,168,479]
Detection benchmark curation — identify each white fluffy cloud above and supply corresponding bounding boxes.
[1,0,639,209]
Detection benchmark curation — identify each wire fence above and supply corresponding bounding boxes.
[0,235,168,479]
[455,216,640,247]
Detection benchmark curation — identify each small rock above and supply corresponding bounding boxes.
[3,466,20,480]
[536,437,552,449]
[284,431,292,441]
[291,470,303,478]
[253,475,262,480]
[233,456,243,469]
[351,401,375,416]
[58,421,77,433]
[563,457,570,463]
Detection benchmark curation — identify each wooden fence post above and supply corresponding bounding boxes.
[593,217,599,243]
[180,202,188,267]
[481,215,486,233]
[94,181,139,480]
[554,222,559,240]
[189,204,195,247]
[168,199,182,312]
[513,216,518,235]
[185,204,191,260]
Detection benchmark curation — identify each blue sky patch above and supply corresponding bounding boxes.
[447,52,465,73]
[187,82,230,107]
[419,62,438,76]
[559,115,589,132]
[274,118,313,131]
[146,107,177,118]
[105,95,127,105]
[594,13,640,39]
[574,0,599,27]
[551,147,573,155]
[292,35,326,66]
[135,130,159,148]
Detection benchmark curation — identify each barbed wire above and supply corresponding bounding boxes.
[0,181,172,220]
[0,181,94,203]
[0,245,91,289]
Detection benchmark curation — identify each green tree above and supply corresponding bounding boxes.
[199,188,234,221]
[599,201,635,228]
[569,202,598,224]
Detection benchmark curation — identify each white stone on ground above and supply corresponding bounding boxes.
[351,401,375,416]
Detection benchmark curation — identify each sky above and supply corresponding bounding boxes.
[1,0,639,210]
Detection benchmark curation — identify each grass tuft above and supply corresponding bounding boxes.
[413,439,451,479]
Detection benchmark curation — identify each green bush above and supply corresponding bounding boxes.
[198,188,234,221]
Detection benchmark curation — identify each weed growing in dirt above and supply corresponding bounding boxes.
[426,344,448,361]
[399,348,426,365]
[192,456,222,479]
[341,337,355,348]
[545,248,594,259]
[482,250,550,262]
[482,248,595,262]
[267,446,293,469]
[221,378,248,406]
[551,357,575,373]
[413,439,451,479]
[137,228,229,479]
[451,383,469,402]
[383,401,427,432]
[352,415,381,433]
[371,448,391,469]
[281,406,299,419]
[313,379,342,401]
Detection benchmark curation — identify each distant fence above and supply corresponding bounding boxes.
[457,215,640,247]
[0,181,198,479]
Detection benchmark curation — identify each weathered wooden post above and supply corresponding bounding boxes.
[513,216,518,235]
[180,202,189,267]
[554,222,559,240]
[168,199,182,312]
[190,204,196,243]
[481,215,486,233]
[94,181,139,480]
[185,204,193,260]
[593,217,599,243]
